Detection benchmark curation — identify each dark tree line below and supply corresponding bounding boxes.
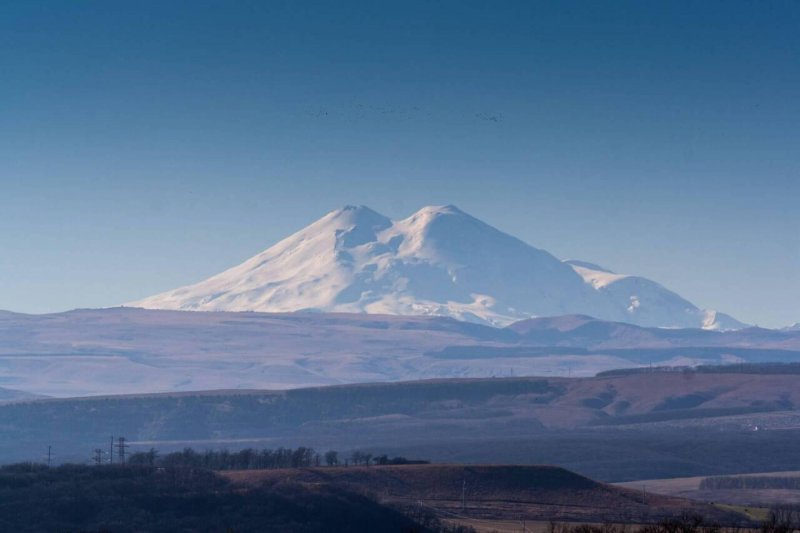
[125,446,428,470]
[548,511,800,533]
[764,505,800,533]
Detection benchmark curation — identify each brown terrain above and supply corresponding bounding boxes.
[223,464,745,526]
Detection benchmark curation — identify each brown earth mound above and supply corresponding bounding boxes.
[224,464,743,525]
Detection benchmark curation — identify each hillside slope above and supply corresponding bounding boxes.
[225,465,738,524]
[3,371,800,479]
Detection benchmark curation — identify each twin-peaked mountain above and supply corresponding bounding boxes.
[129,205,745,330]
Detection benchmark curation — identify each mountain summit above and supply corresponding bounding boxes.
[128,205,745,330]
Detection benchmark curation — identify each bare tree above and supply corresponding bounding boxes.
[324,450,339,466]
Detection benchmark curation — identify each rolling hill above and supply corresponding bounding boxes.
[3,369,800,480]
[224,464,741,524]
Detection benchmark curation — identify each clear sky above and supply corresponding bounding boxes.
[1,1,798,327]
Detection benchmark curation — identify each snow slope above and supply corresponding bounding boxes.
[128,205,746,330]
[565,261,746,331]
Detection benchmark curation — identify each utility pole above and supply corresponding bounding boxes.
[642,484,647,502]
[109,436,114,465]
[47,445,52,467]
[116,437,129,465]
[461,477,466,511]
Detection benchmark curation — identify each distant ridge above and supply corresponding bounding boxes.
[2,308,794,397]
[128,205,746,330]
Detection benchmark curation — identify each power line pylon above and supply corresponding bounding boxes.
[93,448,104,466]
[116,437,129,465]
[461,477,466,511]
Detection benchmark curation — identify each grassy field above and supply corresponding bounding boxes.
[442,518,553,533]
[712,504,770,523]
[615,471,800,507]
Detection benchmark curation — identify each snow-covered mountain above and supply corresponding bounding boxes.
[128,205,746,330]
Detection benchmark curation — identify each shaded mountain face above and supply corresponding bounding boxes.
[128,205,745,329]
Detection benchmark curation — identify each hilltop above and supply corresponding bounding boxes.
[224,464,741,525]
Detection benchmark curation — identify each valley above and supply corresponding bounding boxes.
[2,369,799,482]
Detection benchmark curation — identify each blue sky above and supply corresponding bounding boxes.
[1,1,798,327]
